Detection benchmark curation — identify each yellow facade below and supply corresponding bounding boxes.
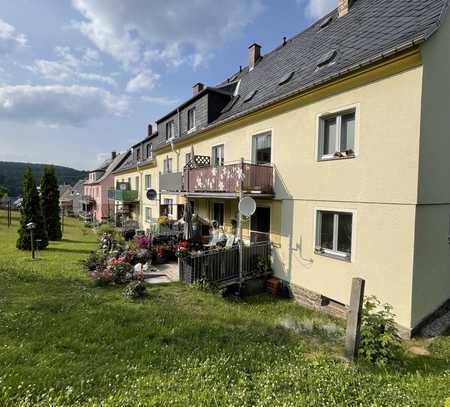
[123,27,449,332]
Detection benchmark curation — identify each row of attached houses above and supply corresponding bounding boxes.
[85,0,450,336]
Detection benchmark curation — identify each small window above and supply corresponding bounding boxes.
[319,110,356,160]
[279,71,294,85]
[316,210,353,260]
[166,120,175,141]
[317,50,337,68]
[185,152,192,166]
[146,144,152,160]
[252,132,272,164]
[145,207,152,222]
[145,174,151,189]
[163,158,172,173]
[243,90,257,103]
[319,16,332,29]
[212,145,224,166]
[164,198,173,215]
[187,107,196,131]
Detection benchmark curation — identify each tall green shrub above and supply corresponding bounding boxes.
[40,166,62,241]
[17,168,48,250]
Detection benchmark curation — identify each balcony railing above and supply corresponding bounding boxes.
[108,189,139,202]
[185,161,273,194]
[158,160,273,195]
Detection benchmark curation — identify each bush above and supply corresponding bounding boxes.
[358,296,402,367]
[92,270,113,287]
[109,261,134,284]
[80,251,107,272]
[123,280,147,300]
[96,223,116,237]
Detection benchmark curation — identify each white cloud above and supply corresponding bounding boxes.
[0,85,127,127]
[71,0,263,68]
[0,18,27,55]
[298,0,336,19]
[141,95,179,106]
[27,46,116,86]
[126,70,159,93]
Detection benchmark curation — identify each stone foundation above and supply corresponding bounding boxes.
[288,282,414,339]
[289,283,349,320]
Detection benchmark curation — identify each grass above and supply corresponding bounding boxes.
[0,210,449,406]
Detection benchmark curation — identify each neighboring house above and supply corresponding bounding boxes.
[59,179,86,216]
[83,152,128,222]
[111,127,159,228]
[140,0,449,336]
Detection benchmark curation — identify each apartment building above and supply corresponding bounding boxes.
[83,152,128,222]
[113,0,450,335]
[111,127,159,228]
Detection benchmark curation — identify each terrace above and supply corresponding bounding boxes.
[159,156,274,197]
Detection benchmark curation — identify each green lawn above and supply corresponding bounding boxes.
[0,210,449,406]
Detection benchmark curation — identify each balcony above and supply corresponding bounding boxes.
[159,158,274,196]
[108,189,139,203]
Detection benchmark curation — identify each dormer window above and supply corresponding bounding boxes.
[188,107,196,132]
[317,50,337,68]
[166,120,175,141]
[146,143,152,159]
[136,147,141,161]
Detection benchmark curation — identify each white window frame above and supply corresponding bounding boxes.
[146,143,153,160]
[252,131,272,164]
[163,158,172,174]
[144,174,151,190]
[314,208,356,262]
[166,120,175,141]
[317,105,359,161]
[145,207,152,223]
[164,198,173,216]
[187,107,196,132]
[211,144,225,166]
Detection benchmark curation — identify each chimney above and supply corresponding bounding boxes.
[248,43,261,71]
[338,0,354,17]
[192,82,204,96]
[111,151,117,159]
[147,124,153,138]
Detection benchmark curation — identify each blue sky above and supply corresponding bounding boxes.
[0,0,335,170]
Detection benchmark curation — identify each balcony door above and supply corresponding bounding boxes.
[250,206,271,242]
[213,202,224,226]
[252,132,272,164]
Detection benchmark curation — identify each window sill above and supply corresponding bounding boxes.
[314,249,351,263]
[318,154,356,162]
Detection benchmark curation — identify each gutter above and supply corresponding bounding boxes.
[154,38,425,153]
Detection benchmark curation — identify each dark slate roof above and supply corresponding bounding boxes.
[155,0,448,148]
[85,152,129,185]
[113,150,157,174]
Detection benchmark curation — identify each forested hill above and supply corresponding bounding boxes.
[0,161,88,197]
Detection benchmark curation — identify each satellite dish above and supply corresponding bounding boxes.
[146,189,157,200]
[239,196,256,217]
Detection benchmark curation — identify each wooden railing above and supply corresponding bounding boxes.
[179,241,272,285]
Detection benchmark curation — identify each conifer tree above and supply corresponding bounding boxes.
[41,166,62,241]
[17,168,48,250]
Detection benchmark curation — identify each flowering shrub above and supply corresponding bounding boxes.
[176,248,189,258]
[109,262,134,284]
[80,251,107,272]
[123,280,147,300]
[135,236,151,249]
[92,270,113,287]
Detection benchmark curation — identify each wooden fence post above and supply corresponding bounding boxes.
[345,277,365,360]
